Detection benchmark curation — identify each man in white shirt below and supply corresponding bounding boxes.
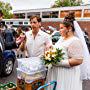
[25,16,52,57]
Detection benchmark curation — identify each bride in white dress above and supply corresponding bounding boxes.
[46,12,84,90]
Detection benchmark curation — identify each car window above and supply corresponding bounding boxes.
[52,32,60,37]
[51,31,61,44]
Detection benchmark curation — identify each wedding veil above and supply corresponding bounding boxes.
[74,21,90,80]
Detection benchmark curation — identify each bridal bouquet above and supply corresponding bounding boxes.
[41,47,65,67]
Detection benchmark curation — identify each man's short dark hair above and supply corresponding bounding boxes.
[30,16,41,22]
[0,10,3,16]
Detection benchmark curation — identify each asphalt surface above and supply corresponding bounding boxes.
[0,60,90,90]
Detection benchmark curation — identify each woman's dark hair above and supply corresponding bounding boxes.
[63,11,75,32]
[60,21,74,32]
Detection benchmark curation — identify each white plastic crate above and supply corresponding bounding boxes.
[17,57,46,74]
[17,68,47,83]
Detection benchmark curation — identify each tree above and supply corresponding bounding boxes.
[51,0,82,8]
[0,1,13,19]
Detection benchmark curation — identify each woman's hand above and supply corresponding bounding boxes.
[52,60,71,68]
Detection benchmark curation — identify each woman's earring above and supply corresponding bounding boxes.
[65,30,68,36]
[69,29,72,32]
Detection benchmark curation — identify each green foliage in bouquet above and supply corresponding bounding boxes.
[41,47,65,65]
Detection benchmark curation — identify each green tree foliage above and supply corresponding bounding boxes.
[0,1,13,19]
[51,0,82,8]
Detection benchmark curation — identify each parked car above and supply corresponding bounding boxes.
[0,50,16,76]
[51,31,61,44]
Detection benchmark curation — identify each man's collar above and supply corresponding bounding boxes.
[38,29,42,36]
[30,29,42,36]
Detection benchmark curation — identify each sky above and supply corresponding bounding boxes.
[1,0,56,11]
[1,0,87,11]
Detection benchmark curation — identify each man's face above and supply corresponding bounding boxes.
[30,17,41,30]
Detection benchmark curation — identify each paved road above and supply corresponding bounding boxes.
[0,60,90,90]
[82,80,90,90]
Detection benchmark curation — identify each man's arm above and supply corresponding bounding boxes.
[45,34,52,50]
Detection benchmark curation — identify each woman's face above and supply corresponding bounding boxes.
[59,23,69,37]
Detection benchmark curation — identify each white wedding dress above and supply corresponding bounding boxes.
[46,36,83,90]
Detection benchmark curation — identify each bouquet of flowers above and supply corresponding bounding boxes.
[41,47,65,67]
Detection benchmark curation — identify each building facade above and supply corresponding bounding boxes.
[3,5,90,37]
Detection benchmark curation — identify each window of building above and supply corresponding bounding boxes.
[10,22,13,24]
[24,22,28,24]
[60,10,82,18]
[42,11,58,18]
[13,21,19,25]
[13,14,19,18]
[27,12,40,19]
[6,22,10,24]
[60,11,68,18]
[19,22,23,24]
[19,13,25,18]
[84,9,90,17]
[14,13,25,18]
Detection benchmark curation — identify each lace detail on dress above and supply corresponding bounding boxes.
[68,39,83,59]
